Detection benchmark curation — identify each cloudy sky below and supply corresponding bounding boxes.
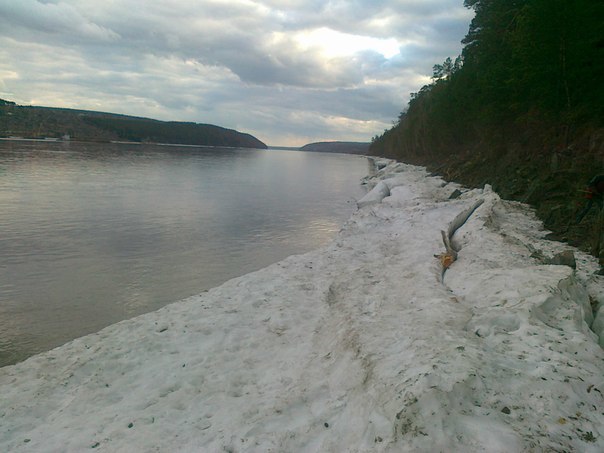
[0,1,473,146]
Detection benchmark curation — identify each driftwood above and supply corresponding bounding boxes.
[437,199,485,276]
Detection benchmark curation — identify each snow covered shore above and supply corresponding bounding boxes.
[2,161,604,452]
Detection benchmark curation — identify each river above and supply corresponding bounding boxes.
[0,140,368,366]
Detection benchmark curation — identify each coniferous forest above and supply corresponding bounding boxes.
[371,0,604,260]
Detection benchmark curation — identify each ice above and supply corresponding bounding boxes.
[357,180,390,207]
[1,160,604,452]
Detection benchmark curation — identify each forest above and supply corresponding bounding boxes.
[0,102,267,149]
[370,0,604,261]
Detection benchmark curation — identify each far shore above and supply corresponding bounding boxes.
[0,137,267,150]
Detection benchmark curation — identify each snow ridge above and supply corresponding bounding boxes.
[1,161,604,452]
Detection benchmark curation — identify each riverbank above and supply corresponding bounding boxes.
[1,160,604,451]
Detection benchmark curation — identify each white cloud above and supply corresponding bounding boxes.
[293,28,401,59]
[0,0,473,145]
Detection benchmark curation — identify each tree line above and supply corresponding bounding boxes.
[371,0,604,160]
[0,101,267,149]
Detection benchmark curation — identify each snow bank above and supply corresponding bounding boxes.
[357,180,390,207]
[2,161,604,452]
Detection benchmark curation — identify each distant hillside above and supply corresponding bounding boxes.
[299,141,370,155]
[0,100,267,149]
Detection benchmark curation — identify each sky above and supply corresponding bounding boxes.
[0,1,473,146]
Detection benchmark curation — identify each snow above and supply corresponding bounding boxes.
[2,160,604,452]
[357,180,390,207]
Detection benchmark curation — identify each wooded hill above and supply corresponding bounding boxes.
[0,100,267,149]
[299,141,370,155]
[370,0,604,261]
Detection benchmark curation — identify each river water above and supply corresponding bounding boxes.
[0,141,368,367]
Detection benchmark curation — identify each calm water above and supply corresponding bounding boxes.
[0,141,368,367]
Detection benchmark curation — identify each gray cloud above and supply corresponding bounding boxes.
[0,0,120,42]
[0,0,472,145]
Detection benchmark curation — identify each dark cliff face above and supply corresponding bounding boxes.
[0,102,267,149]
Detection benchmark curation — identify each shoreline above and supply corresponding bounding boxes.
[1,160,604,451]
[0,137,267,150]
[0,144,367,368]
